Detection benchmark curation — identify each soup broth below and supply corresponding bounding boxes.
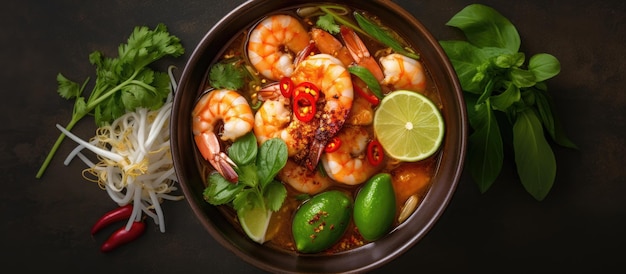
[193,3,443,254]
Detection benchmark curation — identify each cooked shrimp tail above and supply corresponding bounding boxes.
[194,131,238,183]
[340,25,384,81]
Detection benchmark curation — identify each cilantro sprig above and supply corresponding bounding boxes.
[439,4,576,200]
[203,132,288,220]
[36,24,184,178]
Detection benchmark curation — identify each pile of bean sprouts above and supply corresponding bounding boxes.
[59,67,183,233]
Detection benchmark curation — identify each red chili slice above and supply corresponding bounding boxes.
[294,92,316,122]
[354,82,380,106]
[293,82,320,102]
[325,137,342,153]
[279,76,294,98]
[367,139,384,166]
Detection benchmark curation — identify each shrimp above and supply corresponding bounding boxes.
[321,126,383,185]
[311,26,384,82]
[345,95,374,126]
[277,160,332,194]
[247,14,311,81]
[290,53,354,170]
[192,89,254,182]
[310,28,353,67]
[253,89,318,161]
[379,53,426,92]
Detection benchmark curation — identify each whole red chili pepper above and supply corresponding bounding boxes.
[100,220,146,253]
[91,204,133,235]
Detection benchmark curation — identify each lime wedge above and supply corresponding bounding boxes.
[238,205,272,244]
[373,90,445,161]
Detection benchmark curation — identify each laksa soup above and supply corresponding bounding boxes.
[191,3,445,254]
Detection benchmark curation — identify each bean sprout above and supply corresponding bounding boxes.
[60,66,183,233]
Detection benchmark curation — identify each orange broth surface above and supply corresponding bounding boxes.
[194,4,443,254]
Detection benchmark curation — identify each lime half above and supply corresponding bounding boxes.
[373,90,445,162]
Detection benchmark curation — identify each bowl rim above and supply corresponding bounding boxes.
[171,0,467,272]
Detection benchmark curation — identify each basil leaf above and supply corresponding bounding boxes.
[491,81,520,111]
[446,3,520,53]
[466,98,504,192]
[228,132,257,166]
[529,53,561,82]
[510,67,536,88]
[533,89,578,149]
[513,109,556,201]
[348,66,383,98]
[256,138,288,188]
[439,40,487,94]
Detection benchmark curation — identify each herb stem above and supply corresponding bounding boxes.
[36,70,141,178]
[35,117,80,178]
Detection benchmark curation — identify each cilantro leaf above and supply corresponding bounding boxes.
[37,23,185,178]
[209,62,246,90]
[316,13,340,34]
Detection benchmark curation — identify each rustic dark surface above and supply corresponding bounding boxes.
[2,0,624,273]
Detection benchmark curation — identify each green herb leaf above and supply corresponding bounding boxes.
[490,82,520,111]
[56,73,82,99]
[316,13,340,34]
[37,23,185,178]
[264,181,287,212]
[209,62,246,90]
[348,66,383,99]
[228,132,258,166]
[204,173,244,205]
[466,98,504,192]
[446,4,520,53]
[233,188,261,213]
[513,109,556,201]
[510,67,536,88]
[256,138,288,188]
[528,53,561,82]
[441,4,575,200]
[533,89,578,149]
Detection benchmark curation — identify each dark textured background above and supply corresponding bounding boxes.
[2,0,624,273]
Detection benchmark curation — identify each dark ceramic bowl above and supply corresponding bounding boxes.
[171,0,467,272]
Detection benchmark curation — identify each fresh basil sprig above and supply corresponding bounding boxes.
[203,132,288,212]
[440,4,576,201]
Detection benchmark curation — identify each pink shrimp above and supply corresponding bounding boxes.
[192,89,254,182]
[321,126,383,185]
[247,14,311,81]
[379,53,427,92]
[253,89,318,161]
[277,160,332,194]
[290,53,354,170]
